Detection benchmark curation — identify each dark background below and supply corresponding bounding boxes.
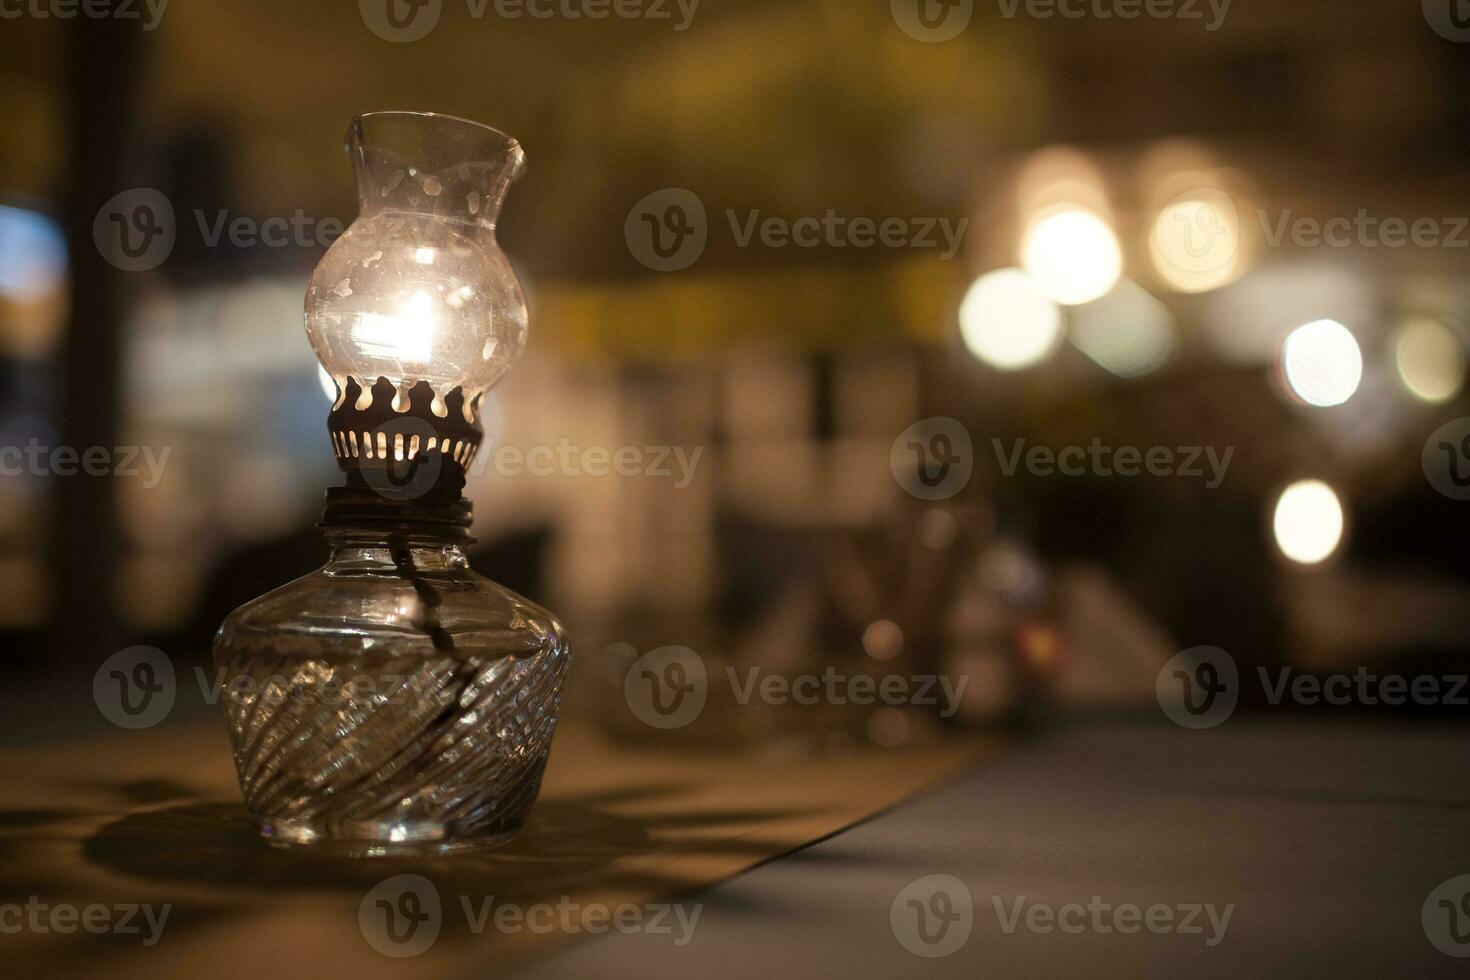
[1,0,1468,739]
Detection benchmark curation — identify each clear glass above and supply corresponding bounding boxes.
[213,529,569,854]
[305,111,528,410]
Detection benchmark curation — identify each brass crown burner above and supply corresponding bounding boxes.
[328,376,484,474]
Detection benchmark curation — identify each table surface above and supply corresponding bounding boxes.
[0,711,989,978]
[5,711,1468,977]
[516,719,1470,979]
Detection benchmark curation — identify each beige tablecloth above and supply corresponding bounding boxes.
[0,717,989,977]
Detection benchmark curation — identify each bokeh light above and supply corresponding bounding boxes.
[1070,279,1176,377]
[1200,261,1371,366]
[865,707,910,748]
[0,205,66,303]
[1149,187,1246,293]
[1393,317,1466,404]
[958,268,1063,371]
[1014,146,1112,221]
[917,508,959,551]
[863,619,905,661]
[1020,207,1123,306]
[1272,480,1345,565]
[1281,319,1363,407]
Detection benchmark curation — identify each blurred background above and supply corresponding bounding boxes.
[2,0,1468,744]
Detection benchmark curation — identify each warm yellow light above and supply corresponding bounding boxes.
[1149,188,1245,293]
[1014,146,1112,221]
[1394,317,1466,404]
[959,268,1063,371]
[1272,480,1345,565]
[350,289,437,364]
[1021,207,1122,306]
[1281,319,1362,407]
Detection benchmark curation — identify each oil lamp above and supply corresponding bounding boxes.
[213,112,569,854]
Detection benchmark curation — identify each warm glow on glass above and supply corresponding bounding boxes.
[1021,207,1122,306]
[1273,480,1345,565]
[1281,319,1363,407]
[348,289,437,365]
[1394,317,1466,404]
[304,112,529,405]
[959,268,1063,371]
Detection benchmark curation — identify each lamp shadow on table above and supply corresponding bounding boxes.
[71,780,847,917]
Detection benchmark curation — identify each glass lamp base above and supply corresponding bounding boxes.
[212,488,570,860]
[256,815,522,857]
